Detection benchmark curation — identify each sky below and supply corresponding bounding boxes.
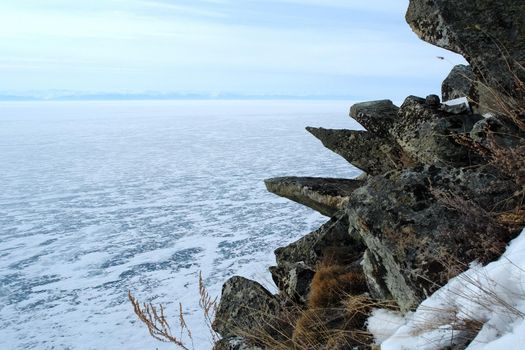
[0,0,467,100]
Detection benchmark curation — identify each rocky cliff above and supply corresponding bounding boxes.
[212,1,525,349]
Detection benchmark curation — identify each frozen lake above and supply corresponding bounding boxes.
[0,100,361,349]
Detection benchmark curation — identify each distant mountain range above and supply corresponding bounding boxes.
[0,92,358,101]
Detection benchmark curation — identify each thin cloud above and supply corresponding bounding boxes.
[0,0,464,98]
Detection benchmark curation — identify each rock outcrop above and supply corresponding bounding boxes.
[306,127,405,175]
[441,64,477,103]
[391,96,484,167]
[349,99,399,138]
[212,277,281,338]
[348,164,517,310]
[264,177,363,217]
[406,0,525,111]
[211,1,524,348]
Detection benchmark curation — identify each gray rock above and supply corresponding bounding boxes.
[349,100,399,137]
[269,263,314,304]
[213,337,265,350]
[441,64,477,103]
[264,177,363,217]
[406,0,525,100]
[391,96,484,166]
[361,249,392,301]
[306,127,405,175]
[270,214,365,302]
[274,215,362,270]
[470,116,523,148]
[425,94,441,108]
[212,276,280,338]
[347,165,517,311]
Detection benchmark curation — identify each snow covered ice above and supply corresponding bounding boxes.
[0,100,361,349]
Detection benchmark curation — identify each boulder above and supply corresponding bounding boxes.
[212,277,280,338]
[441,64,477,103]
[425,94,441,108]
[306,127,405,175]
[347,165,518,311]
[470,116,523,148]
[269,262,314,304]
[349,100,399,137]
[406,0,525,99]
[391,96,483,167]
[264,177,363,217]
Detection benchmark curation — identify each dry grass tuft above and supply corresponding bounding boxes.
[129,272,219,349]
[233,260,387,349]
[198,272,220,343]
[288,260,378,349]
[128,292,193,349]
[308,261,368,309]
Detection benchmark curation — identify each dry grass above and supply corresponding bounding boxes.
[477,59,525,131]
[228,259,389,350]
[198,272,220,344]
[128,292,193,349]
[238,297,378,350]
[129,272,219,349]
[408,303,485,348]
[292,307,368,349]
[293,261,372,349]
[308,262,368,309]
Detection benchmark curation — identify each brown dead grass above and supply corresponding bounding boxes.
[308,262,368,309]
[129,273,219,350]
[289,260,376,349]
[128,292,193,349]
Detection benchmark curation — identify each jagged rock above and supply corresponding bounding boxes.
[471,116,523,148]
[270,215,365,303]
[425,94,441,108]
[391,96,483,166]
[269,263,314,304]
[406,0,525,99]
[347,165,518,311]
[273,215,362,270]
[264,177,363,217]
[212,276,280,338]
[442,64,477,103]
[361,250,391,301]
[349,100,399,137]
[213,337,265,350]
[306,127,405,175]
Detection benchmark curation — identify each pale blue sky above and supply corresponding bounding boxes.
[0,0,466,99]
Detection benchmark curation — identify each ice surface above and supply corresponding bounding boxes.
[0,100,361,349]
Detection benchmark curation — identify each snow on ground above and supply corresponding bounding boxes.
[367,227,525,350]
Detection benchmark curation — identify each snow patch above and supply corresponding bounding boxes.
[369,228,525,350]
[442,96,469,106]
[367,308,406,344]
